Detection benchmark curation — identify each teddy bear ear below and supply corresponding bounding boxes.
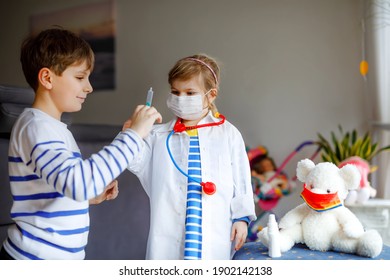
[339,164,361,190]
[296,158,315,182]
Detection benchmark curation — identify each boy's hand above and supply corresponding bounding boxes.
[122,119,132,132]
[89,180,119,205]
[231,221,248,251]
[122,105,162,138]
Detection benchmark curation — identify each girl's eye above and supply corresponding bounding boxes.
[76,77,84,80]
[171,91,179,95]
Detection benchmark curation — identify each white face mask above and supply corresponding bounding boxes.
[166,91,210,120]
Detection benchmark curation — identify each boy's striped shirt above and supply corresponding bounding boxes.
[3,108,142,259]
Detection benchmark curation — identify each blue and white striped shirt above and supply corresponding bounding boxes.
[3,108,143,259]
[184,134,203,260]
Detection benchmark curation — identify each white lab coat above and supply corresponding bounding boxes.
[128,112,256,260]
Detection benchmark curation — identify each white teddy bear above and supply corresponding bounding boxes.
[257,158,383,258]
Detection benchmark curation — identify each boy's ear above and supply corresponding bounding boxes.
[38,67,53,90]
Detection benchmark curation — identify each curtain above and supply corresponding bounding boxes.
[364,0,390,199]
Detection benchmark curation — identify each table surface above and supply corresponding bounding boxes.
[233,242,390,260]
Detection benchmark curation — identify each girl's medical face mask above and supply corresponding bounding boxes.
[300,184,342,212]
[166,90,211,120]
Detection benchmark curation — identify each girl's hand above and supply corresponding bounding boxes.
[231,221,248,251]
[89,180,119,205]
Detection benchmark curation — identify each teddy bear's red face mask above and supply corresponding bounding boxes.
[300,184,342,212]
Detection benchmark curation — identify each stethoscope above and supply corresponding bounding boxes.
[166,112,226,195]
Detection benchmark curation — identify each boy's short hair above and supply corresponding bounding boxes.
[20,27,95,91]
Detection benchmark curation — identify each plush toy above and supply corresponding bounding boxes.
[258,158,383,258]
[339,156,377,205]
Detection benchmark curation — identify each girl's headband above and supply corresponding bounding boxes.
[185,57,219,85]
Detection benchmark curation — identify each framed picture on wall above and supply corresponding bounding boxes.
[30,0,116,91]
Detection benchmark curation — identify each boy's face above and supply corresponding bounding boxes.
[50,61,93,114]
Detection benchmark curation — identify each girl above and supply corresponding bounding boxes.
[127,54,256,260]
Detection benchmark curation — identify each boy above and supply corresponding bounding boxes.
[0,28,161,260]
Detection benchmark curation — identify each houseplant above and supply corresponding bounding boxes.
[317,125,390,204]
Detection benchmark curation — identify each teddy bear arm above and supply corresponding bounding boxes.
[337,208,365,238]
[278,204,308,229]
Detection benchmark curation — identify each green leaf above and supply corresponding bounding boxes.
[369,144,390,161]
[321,154,332,162]
[331,131,342,162]
[351,129,357,146]
[366,142,378,161]
[317,134,334,155]
[360,134,371,159]
[351,138,363,156]
[341,132,350,159]
[317,133,331,147]
[338,124,344,135]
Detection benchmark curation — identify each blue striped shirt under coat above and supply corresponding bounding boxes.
[184,135,203,260]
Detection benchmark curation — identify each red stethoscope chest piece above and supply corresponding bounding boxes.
[201,182,216,195]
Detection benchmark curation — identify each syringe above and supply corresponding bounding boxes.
[146,87,154,106]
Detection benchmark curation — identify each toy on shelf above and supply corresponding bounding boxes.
[257,159,383,258]
[339,156,377,205]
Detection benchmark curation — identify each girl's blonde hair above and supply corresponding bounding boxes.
[168,54,220,115]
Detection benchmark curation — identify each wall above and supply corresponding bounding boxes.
[0,0,368,210]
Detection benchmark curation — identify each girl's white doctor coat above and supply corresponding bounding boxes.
[127,112,256,260]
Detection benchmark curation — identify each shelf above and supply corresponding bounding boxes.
[347,199,390,246]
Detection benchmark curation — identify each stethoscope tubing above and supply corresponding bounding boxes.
[166,130,202,185]
[166,114,225,195]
